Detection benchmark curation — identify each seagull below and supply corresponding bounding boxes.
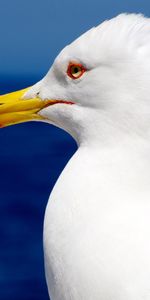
[1,13,150,300]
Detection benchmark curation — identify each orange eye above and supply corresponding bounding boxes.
[67,63,86,79]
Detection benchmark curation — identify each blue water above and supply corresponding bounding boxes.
[0,75,77,300]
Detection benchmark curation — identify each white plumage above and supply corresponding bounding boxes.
[25,13,150,300]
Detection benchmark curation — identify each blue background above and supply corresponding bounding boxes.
[0,1,150,299]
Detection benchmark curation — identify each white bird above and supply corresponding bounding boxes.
[1,13,150,300]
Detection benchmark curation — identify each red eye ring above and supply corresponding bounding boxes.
[67,62,86,79]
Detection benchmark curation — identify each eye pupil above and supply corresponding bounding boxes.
[74,67,79,73]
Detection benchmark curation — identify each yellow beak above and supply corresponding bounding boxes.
[0,87,59,128]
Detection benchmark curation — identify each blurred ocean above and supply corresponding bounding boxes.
[0,75,77,300]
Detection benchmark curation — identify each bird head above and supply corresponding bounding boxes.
[1,13,150,145]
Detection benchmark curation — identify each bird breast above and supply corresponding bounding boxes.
[44,146,150,300]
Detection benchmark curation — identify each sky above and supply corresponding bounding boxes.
[1,0,150,300]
